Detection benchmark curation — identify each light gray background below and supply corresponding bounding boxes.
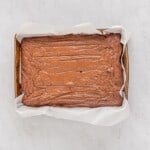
[0,0,149,150]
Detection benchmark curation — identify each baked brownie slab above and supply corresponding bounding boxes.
[21,34,123,107]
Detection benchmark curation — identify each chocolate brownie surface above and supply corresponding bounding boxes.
[21,34,123,107]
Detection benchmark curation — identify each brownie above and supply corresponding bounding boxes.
[21,34,123,107]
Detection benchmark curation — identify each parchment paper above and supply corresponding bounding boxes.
[15,23,130,126]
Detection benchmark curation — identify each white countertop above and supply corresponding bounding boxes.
[0,0,150,150]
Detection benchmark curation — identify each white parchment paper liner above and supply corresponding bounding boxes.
[15,23,130,126]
